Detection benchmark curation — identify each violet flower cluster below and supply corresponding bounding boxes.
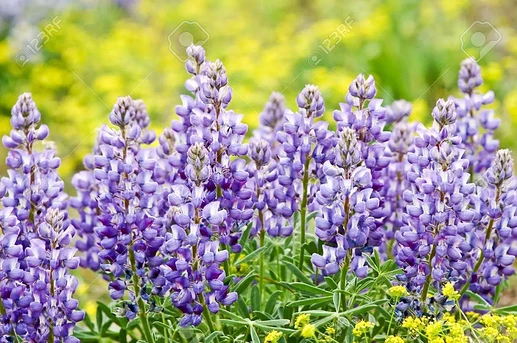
[0,93,83,343]
[3,48,515,336]
[311,74,391,277]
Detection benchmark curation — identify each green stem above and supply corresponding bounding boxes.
[129,249,155,343]
[259,216,266,300]
[460,187,500,296]
[161,312,168,342]
[199,296,219,340]
[340,253,351,312]
[386,297,399,336]
[459,218,494,296]
[298,156,311,270]
[421,243,437,301]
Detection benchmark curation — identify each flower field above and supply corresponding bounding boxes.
[1,1,517,342]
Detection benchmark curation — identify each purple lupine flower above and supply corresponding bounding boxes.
[311,75,390,277]
[154,46,250,325]
[382,101,414,245]
[454,59,500,175]
[88,96,160,313]
[254,92,286,150]
[395,99,477,294]
[0,93,82,342]
[311,127,385,277]
[71,99,156,273]
[466,149,517,302]
[275,84,332,243]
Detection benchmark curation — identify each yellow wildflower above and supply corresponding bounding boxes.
[442,282,460,301]
[325,326,336,335]
[264,330,282,343]
[352,320,374,336]
[402,317,426,334]
[429,338,444,343]
[426,320,443,339]
[481,314,500,328]
[466,311,480,321]
[479,327,498,340]
[387,285,409,298]
[301,324,316,338]
[385,336,405,343]
[295,314,310,329]
[442,313,456,324]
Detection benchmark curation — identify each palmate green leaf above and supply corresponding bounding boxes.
[306,211,319,223]
[250,326,260,343]
[494,304,517,314]
[343,299,386,316]
[465,290,491,310]
[287,296,333,307]
[285,282,332,296]
[235,245,272,266]
[325,276,339,290]
[237,297,250,318]
[251,285,261,312]
[232,272,256,294]
[219,308,245,321]
[82,312,95,332]
[238,222,253,246]
[220,319,248,327]
[205,331,223,343]
[265,290,282,313]
[284,261,313,284]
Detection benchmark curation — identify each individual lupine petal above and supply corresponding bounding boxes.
[202,202,227,225]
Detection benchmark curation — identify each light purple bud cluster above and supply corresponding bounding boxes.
[454,59,500,174]
[0,93,83,342]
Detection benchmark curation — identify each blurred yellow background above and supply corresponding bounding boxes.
[2,0,517,184]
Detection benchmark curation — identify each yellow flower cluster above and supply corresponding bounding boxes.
[301,324,316,338]
[294,314,316,339]
[387,285,409,298]
[294,314,311,329]
[401,316,428,334]
[476,313,517,342]
[442,282,460,301]
[385,336,405,343]
[264,330,282,343]
[352,320,374,337]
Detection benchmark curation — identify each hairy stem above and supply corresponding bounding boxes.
[298,156,311,270]
[420,243,437,301]
[259,214,266,300]
[460,187,501,296]
[129,249,155,343]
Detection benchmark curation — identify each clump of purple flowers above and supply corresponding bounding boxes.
[2,48,517,341]
[0,93,83,342]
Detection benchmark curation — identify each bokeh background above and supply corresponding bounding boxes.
[1,0,516,315]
